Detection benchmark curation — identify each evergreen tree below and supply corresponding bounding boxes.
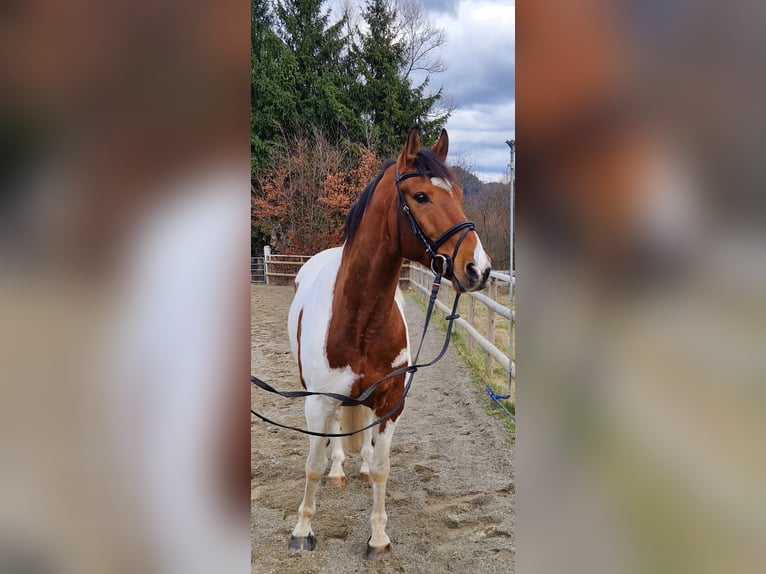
[251,0,300,175]
[354,0,448,155]
[273,0,361,141]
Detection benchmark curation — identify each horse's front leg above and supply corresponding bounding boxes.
[365,419,397,559]
[289,396,333,553]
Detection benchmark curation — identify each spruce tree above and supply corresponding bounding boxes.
[251,0,300,175]
[354,0,448,155]
[273,0,360,141]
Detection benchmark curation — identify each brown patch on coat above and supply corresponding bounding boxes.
[296,308,306,389]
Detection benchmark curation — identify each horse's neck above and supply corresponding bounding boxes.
[333,236,402,346]
[338,242,401,317]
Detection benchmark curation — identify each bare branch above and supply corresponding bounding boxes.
[395,0,448,80]
[339,0,362,53]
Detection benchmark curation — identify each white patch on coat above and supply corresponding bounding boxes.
[390,347,410,368]
[431,177,453,195]
[288,246,357,398]
[393,287,411,363]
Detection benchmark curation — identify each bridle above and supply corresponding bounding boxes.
[251,164,478,437]
[395,166,477,280]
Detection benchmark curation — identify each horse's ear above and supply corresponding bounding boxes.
[432,129,449,161]
[398,127,421,171]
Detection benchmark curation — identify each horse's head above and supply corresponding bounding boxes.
[393,128,491,292]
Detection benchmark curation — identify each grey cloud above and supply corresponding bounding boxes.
[442,55,514,108]
[445,101,515,181]
[448,102,515,133]
[419,1,515,180]
[433,4,514,108]
[448,132,514,182]
[421,0,461,16]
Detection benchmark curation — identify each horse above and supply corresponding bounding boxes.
[285,127,491,559]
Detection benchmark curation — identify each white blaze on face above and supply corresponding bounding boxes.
[473,233,492,274]
[431,177,453,196]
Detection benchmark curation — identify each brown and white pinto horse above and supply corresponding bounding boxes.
[286,128,491,558]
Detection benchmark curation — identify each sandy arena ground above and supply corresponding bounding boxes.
[252,285,514,573]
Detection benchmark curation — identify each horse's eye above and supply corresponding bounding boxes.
[413,192,430,204]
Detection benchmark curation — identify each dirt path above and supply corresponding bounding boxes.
[252,285,514,573]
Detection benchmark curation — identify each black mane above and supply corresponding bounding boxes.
[343,150,456,245]
[412,149,455,183]
[343,159,395,245]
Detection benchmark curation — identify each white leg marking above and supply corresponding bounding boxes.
[360,407,374,478]
[327,410,346,482]
[368,421,397,549]
[292,397,335,539]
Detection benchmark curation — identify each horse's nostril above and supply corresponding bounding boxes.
[466,262,479,282]
[482,267,490,283]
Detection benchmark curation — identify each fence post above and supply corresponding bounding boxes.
[485,277,497,377]
[263,245,271,286]
[467,297,475,353]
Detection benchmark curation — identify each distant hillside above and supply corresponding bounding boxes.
[449,165,483,196]
[458,174,511,270]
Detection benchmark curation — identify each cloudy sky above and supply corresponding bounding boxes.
[421,0,515,181]
[326,0,515,182]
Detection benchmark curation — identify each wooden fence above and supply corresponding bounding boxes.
[262,254,312,285]
[406,263,515,380]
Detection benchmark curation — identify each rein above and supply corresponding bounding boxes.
[250,274,460,437]
[250,166,476,437]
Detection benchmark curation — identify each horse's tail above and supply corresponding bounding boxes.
[341,406,364,453]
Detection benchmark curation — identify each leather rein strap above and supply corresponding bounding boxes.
[250,275,460,437]
[250,165,476,437]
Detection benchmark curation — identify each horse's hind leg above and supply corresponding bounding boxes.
[365,420,397,559]
[359,408,374,484]
[289,396,333,553]
[326,411,346,487]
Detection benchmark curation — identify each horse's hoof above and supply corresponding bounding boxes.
[288,534,316,554]
[364,539,391,560]
[323,475,346,487]
[359,472,370,485]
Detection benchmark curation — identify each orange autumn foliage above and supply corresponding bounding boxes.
[253,132,380,255]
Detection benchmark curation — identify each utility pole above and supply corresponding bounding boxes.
[506,139,515,274]
[505,139,515,394]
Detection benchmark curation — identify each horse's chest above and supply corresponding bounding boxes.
[326,306,408,375]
